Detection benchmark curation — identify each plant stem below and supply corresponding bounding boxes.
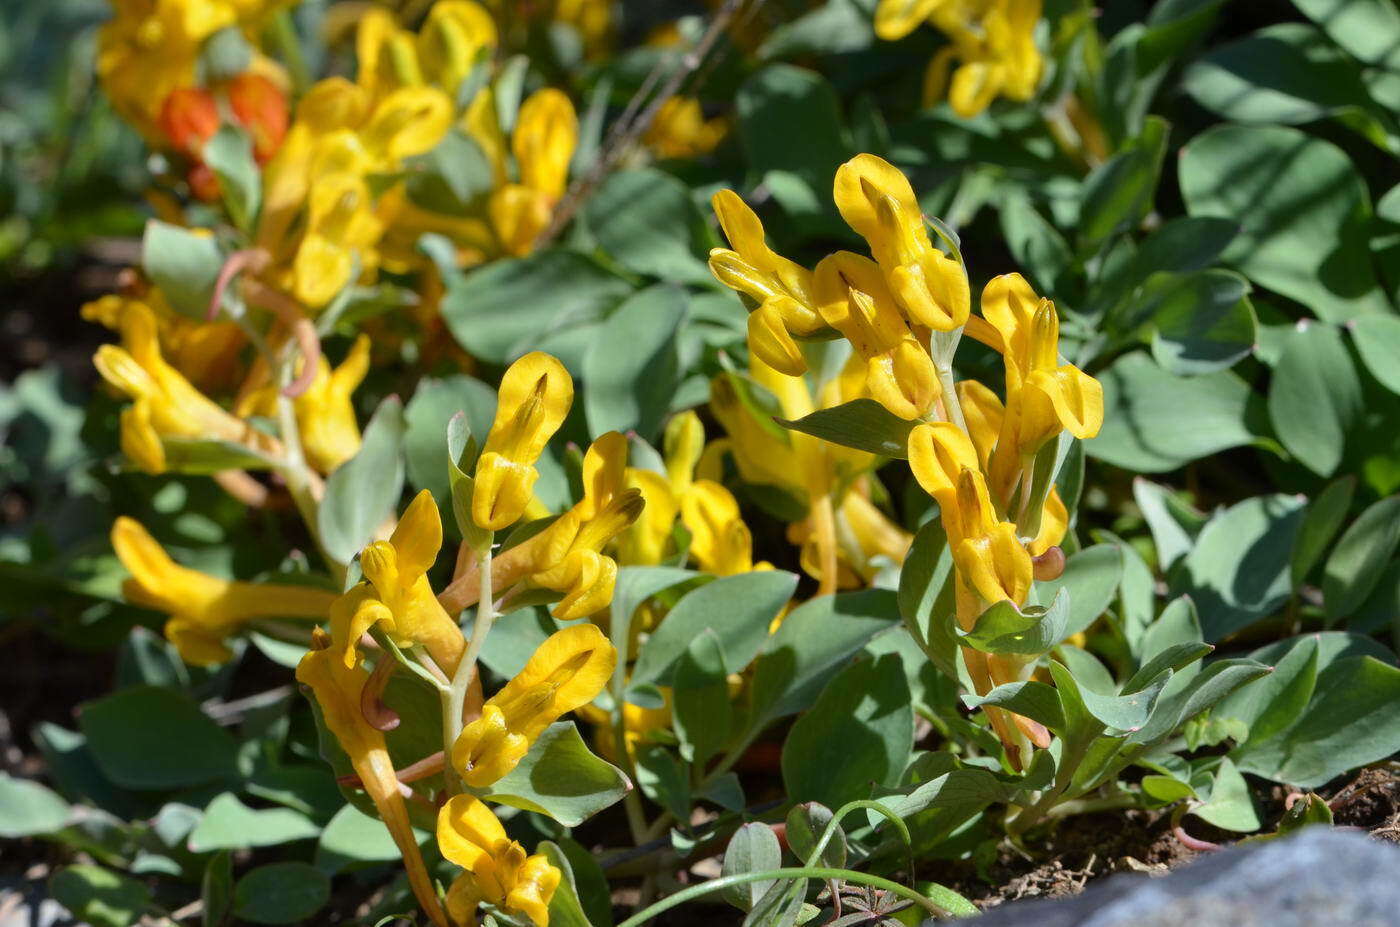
[443,536,495,792]
[615,868,956,927]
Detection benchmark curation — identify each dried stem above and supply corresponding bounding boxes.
[535,0,753,247]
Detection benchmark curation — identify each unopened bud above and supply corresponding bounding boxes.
[1032,545,1065,581]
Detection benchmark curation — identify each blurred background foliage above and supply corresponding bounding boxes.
[5,0,1400,922]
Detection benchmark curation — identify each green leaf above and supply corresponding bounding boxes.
[1322,495,1400,620]
[318,395,406,565]
[896,518,959,681]
[1219,635,1319,745]
[0,772,70,837]
[1171,494,1306,641]
[784,802,845,868]
[963,681,1065,731]
[80,686,238,790]
[758,0,875,59]
[959,589,1069,655]
[188,793,320,852]
[203,125,260,232]
[672,630,731,767]
[404,128,495,211]
[584,169,712,283]
[776,398,916,458]
[403,375,497,515]
[781,653,913,808]
[1190,757,1260,832]
[155,437,276,474]
[1291,476,1357,587]
[51,865,151,927]
[583,285,686,440]
[1180,124,1389,321]
[537,841,595,927]
[631,570,797,685]
[315,804,430,875]
[1087,351,1261,472]
[202,850,233,927]
[555,838,615,927]
[1079,116,1169,247]
[736,66,852,224]
[721,822,783,911]
[879,751,1055,819]
[440,249,633,366]
[1139,595,1204,668]
[481,722,627,826]
[750,588,903,725]
[1146,271,1257,375]
[1131,658,1272,745]
[1121,641,1214,696]
[1234,655,1400,787]
[1268,322,1363,477]
[1142,774,1196,803]
[999,188,1072,297]
[1291,0,1400,108]
[1275,791,1334,836]
[1078,671,1171,733]
[1036,544,1123,637]
[633,743,689,820]
[233,863,330,925]
[1350,314,1400,395]
[1090,216,1239,322]
[1184,23,1398,152]
[141,220,224,319]
[1132,479,1207,571]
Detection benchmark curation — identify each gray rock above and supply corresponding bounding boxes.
[966,829,1400,927]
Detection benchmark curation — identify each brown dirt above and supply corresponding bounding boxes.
[939,763,1400,912]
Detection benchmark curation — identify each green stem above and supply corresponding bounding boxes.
[272,349,343,584]
[443,536,495,793]
[615,868,954,927]
[268,9,310,93]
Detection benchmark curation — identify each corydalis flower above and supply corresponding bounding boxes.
[451,623,615,787]
[112,517,335,664]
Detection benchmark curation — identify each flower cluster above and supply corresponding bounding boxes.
[874,0,1043,117]
[712,153,1103,766]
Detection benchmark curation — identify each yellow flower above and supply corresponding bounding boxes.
[93,301,273,474]
[833,154,969,331]
[875,0,1043,118]
[929,0,1043,117]
[812,250,940,420]
[681,480,765,576]
[514,88,577,201]
[975,274,1103,500]
[708,189,825,376]
[528,432,644,619]
[577,695,672,764]
[330,490,465,675]
[417,1,498,99]
[948,469,1031,608]
[908,419,980,520]
[293,335,371,473]
[97,0,233,139]
[472,352,574,532]
[451,623,615,787]
[487,88,579,256]
[437,795,561,927]
[112,517,335,665]
[645,97,726,160]
[617,469,678,567]
[83,291,246,394]
[873,0,941,40]
[258,70,453,307]
[297,632,449,927]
